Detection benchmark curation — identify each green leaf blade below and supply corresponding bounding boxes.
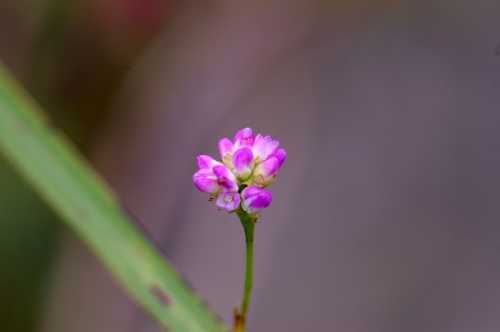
[0,63,228,332]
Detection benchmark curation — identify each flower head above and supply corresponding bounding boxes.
[193,127,286,215]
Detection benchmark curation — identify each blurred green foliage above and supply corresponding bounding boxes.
[0,64,228,332]
[0,0,171,330]
[0,157,59,332]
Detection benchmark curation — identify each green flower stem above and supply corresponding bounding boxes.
[236,210,256,331]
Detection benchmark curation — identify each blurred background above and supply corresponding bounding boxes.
[0,0,170,330]
[1,0,500,331]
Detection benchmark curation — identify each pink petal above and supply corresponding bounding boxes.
[232,147,254,178]
[192,169,218,193]
[253,134,279,160]
[218,137,234,159]
[273,148,287,167]
[215,192,241,211]
[241,186,272,213]
[213,165,238,192]
[256,156,280,177]
[234,127,254,147]
[196,155,219,169]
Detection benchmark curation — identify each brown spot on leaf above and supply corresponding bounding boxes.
[149,285,171,307]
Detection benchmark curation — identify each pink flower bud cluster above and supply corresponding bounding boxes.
[193,127,286,214]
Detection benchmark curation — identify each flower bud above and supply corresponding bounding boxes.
[193,168,218,194]
[252,134,279,161]
[241,186,272,214]
[234,127,254,148]
[218,138,233,160]
[232,147,254,180]
[252,156,279,186]
[197,155,220,169]
[273,148,287,167]
[215,192,241,211]
[213,165,238,192]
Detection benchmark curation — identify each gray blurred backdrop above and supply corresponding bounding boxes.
[1,0,500,331]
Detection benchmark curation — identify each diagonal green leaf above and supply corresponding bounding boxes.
[0,63,228,332]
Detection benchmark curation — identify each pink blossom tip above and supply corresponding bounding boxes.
[192,127,286,216]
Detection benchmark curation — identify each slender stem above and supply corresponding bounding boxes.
[235,210,256,331]
[241,219,254,315]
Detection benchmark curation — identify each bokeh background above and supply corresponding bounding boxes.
[0,0,170,330]
[1,0,500,331]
